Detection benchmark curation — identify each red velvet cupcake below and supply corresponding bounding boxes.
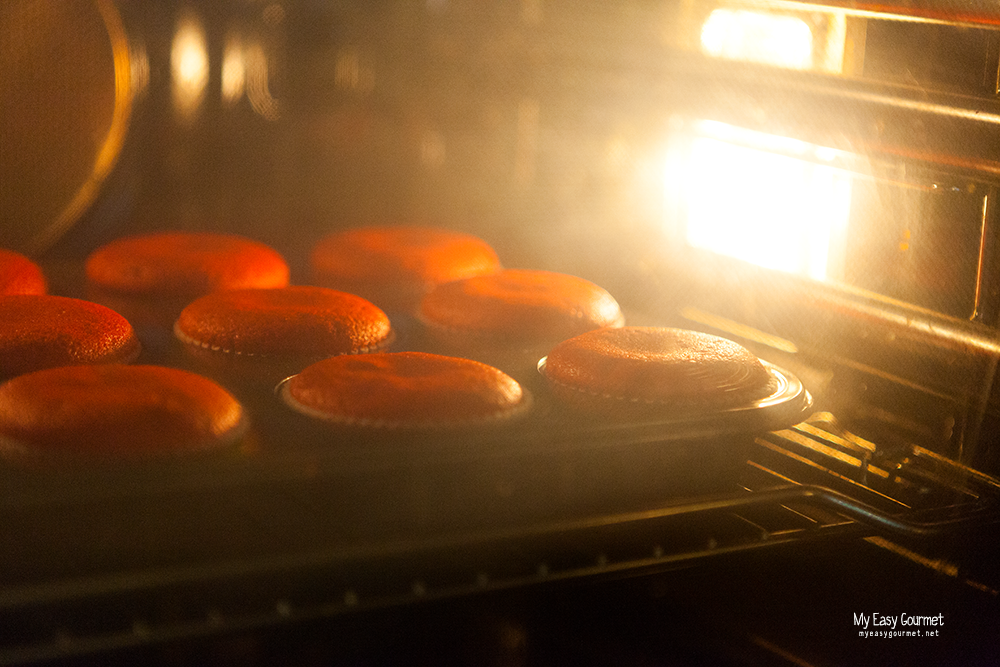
[87,231,290,297]
[0,295,141,380]
[0,364,245,461]
[541,326,776,418]
[85,232,290,334]
[0,249,47,295]
[174,286,394,385]
[281,351,529,429]
[417,269,624,380]
[310,226,502,313]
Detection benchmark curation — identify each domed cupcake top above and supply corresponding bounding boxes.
[86,231,289,298]
[282,351,529,429]
[174,286,393,359]
[0,364,245,459]
[0,295,140,379]
[310,226,501,312]
[419,269,624,343]
[0,249,47,295]
[542,326,774,414]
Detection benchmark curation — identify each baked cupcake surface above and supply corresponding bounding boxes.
[0,249,47,295]
[542,327,775,416]
[282,351,529,429]
[175,286,393,380]
[418,269,625,343]
[86,231,290,298]
[0,295,141,379]
[0,365,245,459]
[310,226,502,312]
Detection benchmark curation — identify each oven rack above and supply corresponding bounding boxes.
[2,412,999,665]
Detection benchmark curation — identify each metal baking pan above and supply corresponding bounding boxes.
[0,332,812,587]
[0,269,813,664]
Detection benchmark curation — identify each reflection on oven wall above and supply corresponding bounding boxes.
[25,0,671,287]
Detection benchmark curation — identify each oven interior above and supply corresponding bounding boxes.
[3,1,1000,664]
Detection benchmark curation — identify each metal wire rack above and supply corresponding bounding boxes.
[2,410,998,665]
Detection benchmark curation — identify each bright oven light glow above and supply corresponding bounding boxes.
[701,9,813,70]
[222,33,246,105]
[676,122,852,282]
[171,10,209,120]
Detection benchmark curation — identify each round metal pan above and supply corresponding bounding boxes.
[533,358,814,443]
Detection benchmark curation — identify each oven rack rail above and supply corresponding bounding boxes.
[3,413,999,665]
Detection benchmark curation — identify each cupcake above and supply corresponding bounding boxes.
[0,248,47,295]
[281,351,529,430]
[85,232,290,347]
[540,326,776,419]
[174,286,394,386]
[417,269,625,381]
[0,295,141,380]
[0,364,245,461]
[309,226,502,314]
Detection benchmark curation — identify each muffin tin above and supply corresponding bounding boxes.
[0,257,826,667]
[1,294,812,517]
[0,258,813,653]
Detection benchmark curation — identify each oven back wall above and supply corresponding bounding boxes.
[41,1,677,286]
[23,0,1000,469]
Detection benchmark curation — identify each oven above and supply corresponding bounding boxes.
[3,1,1000,665]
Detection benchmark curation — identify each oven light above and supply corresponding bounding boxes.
[674,124,852,282]
[171,10,209,121]
[700,9,813,70]
[222,34,246,105]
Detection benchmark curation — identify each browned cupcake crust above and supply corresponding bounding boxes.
[282,351,529,428]
[418,269,624,343]
[0,295,140,379]
[86,231,290,298]
[0,249,47,295]
[310,226,502,312]
[175,286,393,361]
[542,327,775,415]
[0,365,245,458]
